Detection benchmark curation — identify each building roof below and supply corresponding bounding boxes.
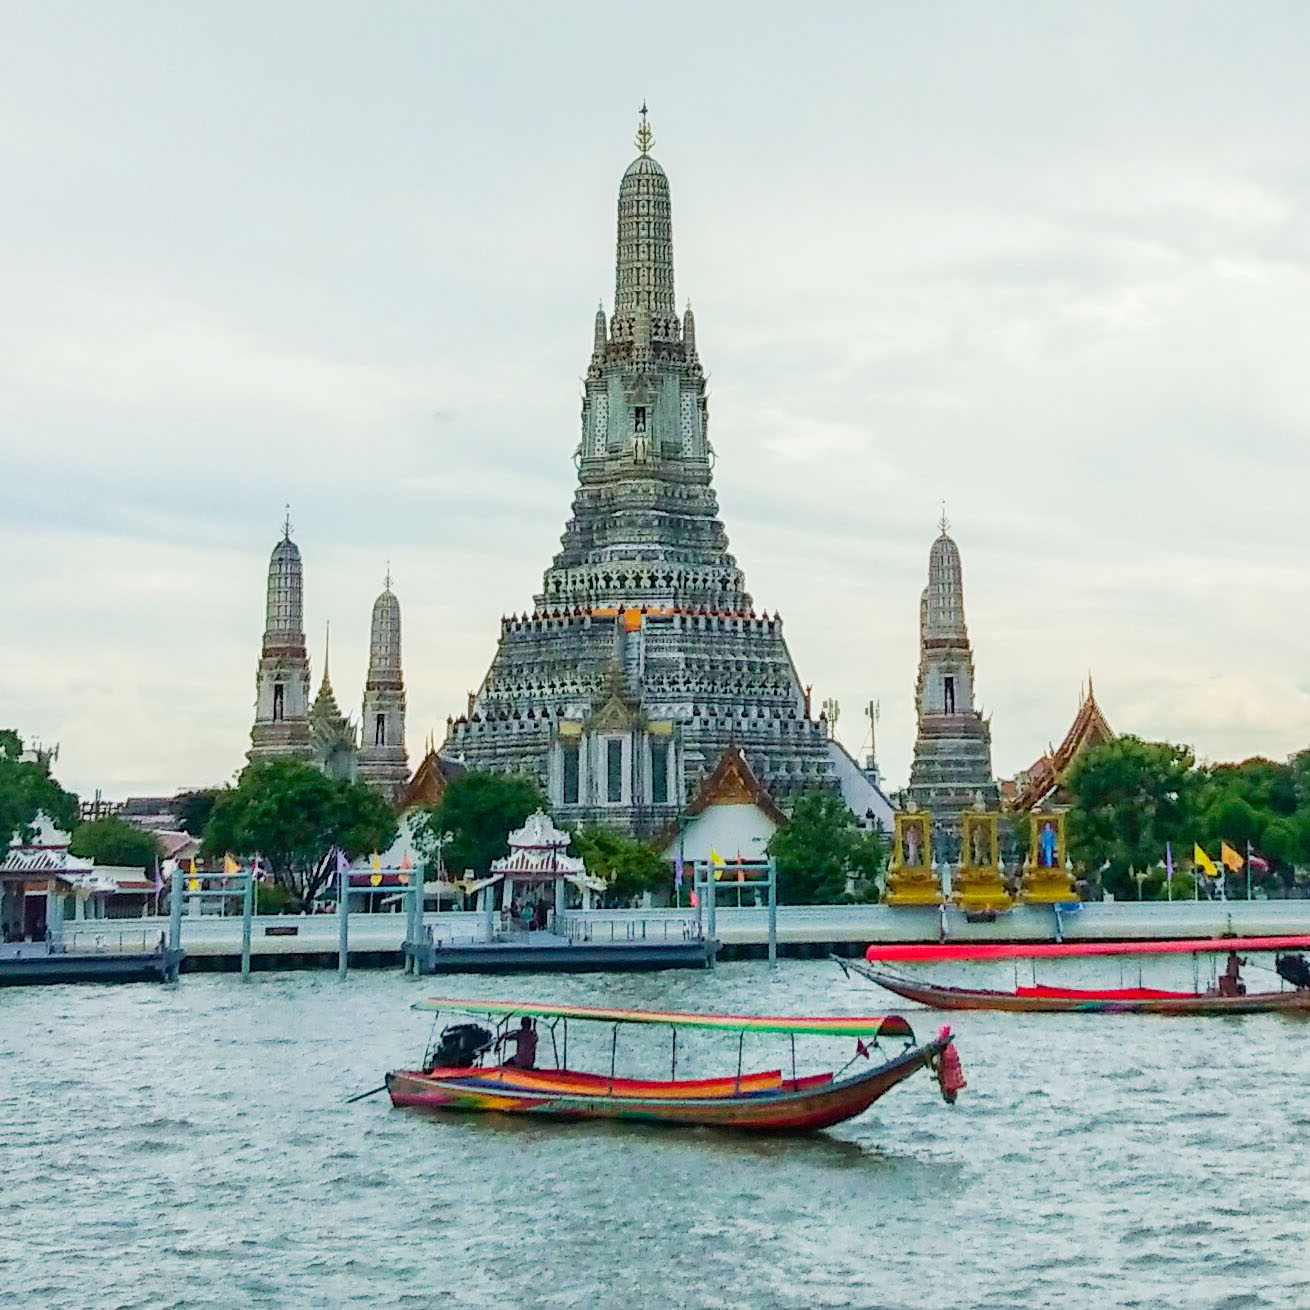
[685,746,789,826]
[1011,681,1114,811]
[491,811,585,877]
[396,749,465,811]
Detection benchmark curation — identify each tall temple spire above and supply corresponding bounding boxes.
[613,104,676,341]
[440,114,841,835]
[906,522,998,854]
[249,520,312,764]
[358,569,408,798]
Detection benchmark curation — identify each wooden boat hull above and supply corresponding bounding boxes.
[386,1037,948,1133]
[858,965,1310,1015]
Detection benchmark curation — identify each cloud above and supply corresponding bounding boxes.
[2,4,1309,798]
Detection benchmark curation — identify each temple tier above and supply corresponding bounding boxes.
[441,115,837,836]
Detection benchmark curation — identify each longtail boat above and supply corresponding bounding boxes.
[384,998,963,1133]
[843,936,1310,1015]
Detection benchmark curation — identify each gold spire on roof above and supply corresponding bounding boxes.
[938,501,950,535]
[635,102,653,155]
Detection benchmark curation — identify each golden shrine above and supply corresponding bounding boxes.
[1019,811,1078,903]
[952,811,1012,912]
[883,812,942,905]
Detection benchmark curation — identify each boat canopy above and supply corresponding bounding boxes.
[866,934,1310,964]
[413,997,914,1040]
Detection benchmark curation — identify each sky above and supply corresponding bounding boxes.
[3,3,1310,800]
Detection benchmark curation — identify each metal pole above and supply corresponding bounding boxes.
[706,865,717,943]
[767,859,777,965]
[241,870,253,980]
[337,856,349,979]
[168,858,183,964]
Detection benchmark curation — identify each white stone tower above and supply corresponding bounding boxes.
[906,514,999,850]
[248,517,312,764]
[356,572,409,798]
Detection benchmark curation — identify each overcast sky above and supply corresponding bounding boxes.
[3,3,1309,800]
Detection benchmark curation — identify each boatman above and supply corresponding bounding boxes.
[497,1017,539,1069]
[1217,950,1247,997]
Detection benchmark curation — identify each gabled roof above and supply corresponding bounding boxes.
[397,750,466,811]
[1012,681,1114,812]
[685,745,788,826]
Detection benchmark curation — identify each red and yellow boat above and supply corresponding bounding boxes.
[845,936,1310,1015]
[385,998,961,1133]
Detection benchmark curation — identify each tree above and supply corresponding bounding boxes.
[414,769,546,878]
[0,730,79,847]
[572,827,669,903]
[1066,736,1197,899]
[202,761,397,912]
[175,788,220,838]
[767,790,886,905]
[69,815,162,870]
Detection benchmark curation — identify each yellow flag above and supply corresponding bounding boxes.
[371,852,381,873]
[1220,841,1244,873]
[223,853,240,875]
[710,848,724,880]
[1193,844,1219,878]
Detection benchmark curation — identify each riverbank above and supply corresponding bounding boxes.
[44,898,1310,973]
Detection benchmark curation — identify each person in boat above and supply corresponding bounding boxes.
[496,1017,539,1069]
[1276,952,1310,990]
[1217,950,1247,997]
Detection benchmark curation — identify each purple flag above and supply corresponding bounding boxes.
[335,848,349,875]
[674,854,684,888]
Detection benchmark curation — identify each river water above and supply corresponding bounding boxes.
[2,961,1306,1309]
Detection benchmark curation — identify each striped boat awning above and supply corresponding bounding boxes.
[412,997,914,1040]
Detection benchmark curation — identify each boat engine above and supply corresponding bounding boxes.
[424,1023,494,1071]
[1275,953,1310,990]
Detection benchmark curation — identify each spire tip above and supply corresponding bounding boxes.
[635,102,653,155]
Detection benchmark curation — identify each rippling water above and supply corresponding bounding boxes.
[2,961,1307,1308]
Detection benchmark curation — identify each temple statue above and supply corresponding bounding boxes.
[1018,811,1078,903]
[905,515,999,860]
[438,109,836,836]
[953,811,1011,913]
[883,812,943,905]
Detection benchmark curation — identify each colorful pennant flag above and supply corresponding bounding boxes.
[1193,844,1219,878]
[1220,841,1244,873]
[673,854,683,888]
[399,851,413,871]
[371,852,381,873]
[223,853,240,875]
[1249,851,1270,873]
[710,849,725,880]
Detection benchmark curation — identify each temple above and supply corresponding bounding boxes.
[248,518,313,765]
[904,517,998,855]
[247,529,408,795]
[439,110,837,835]
[356,574,410,799]
[1007,681,1114,812]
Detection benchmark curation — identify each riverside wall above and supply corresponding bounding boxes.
[54,899,1310,970]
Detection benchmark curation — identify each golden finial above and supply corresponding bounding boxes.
[635,102,653,155]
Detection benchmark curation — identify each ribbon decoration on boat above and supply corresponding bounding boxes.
[866,934,1310,963]
[412,997,915,1041]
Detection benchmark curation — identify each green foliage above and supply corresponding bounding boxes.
[415,769,546,877]
[0,731,79,847]
[202,760,397,911]
[69,815,162,871]
[767,790,886,905]
[572,827,668,902]
[255,881,292,914]
[175,789,219,838]
[1067,736,1196,897]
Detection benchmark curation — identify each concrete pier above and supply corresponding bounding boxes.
[40,899,1310,972]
